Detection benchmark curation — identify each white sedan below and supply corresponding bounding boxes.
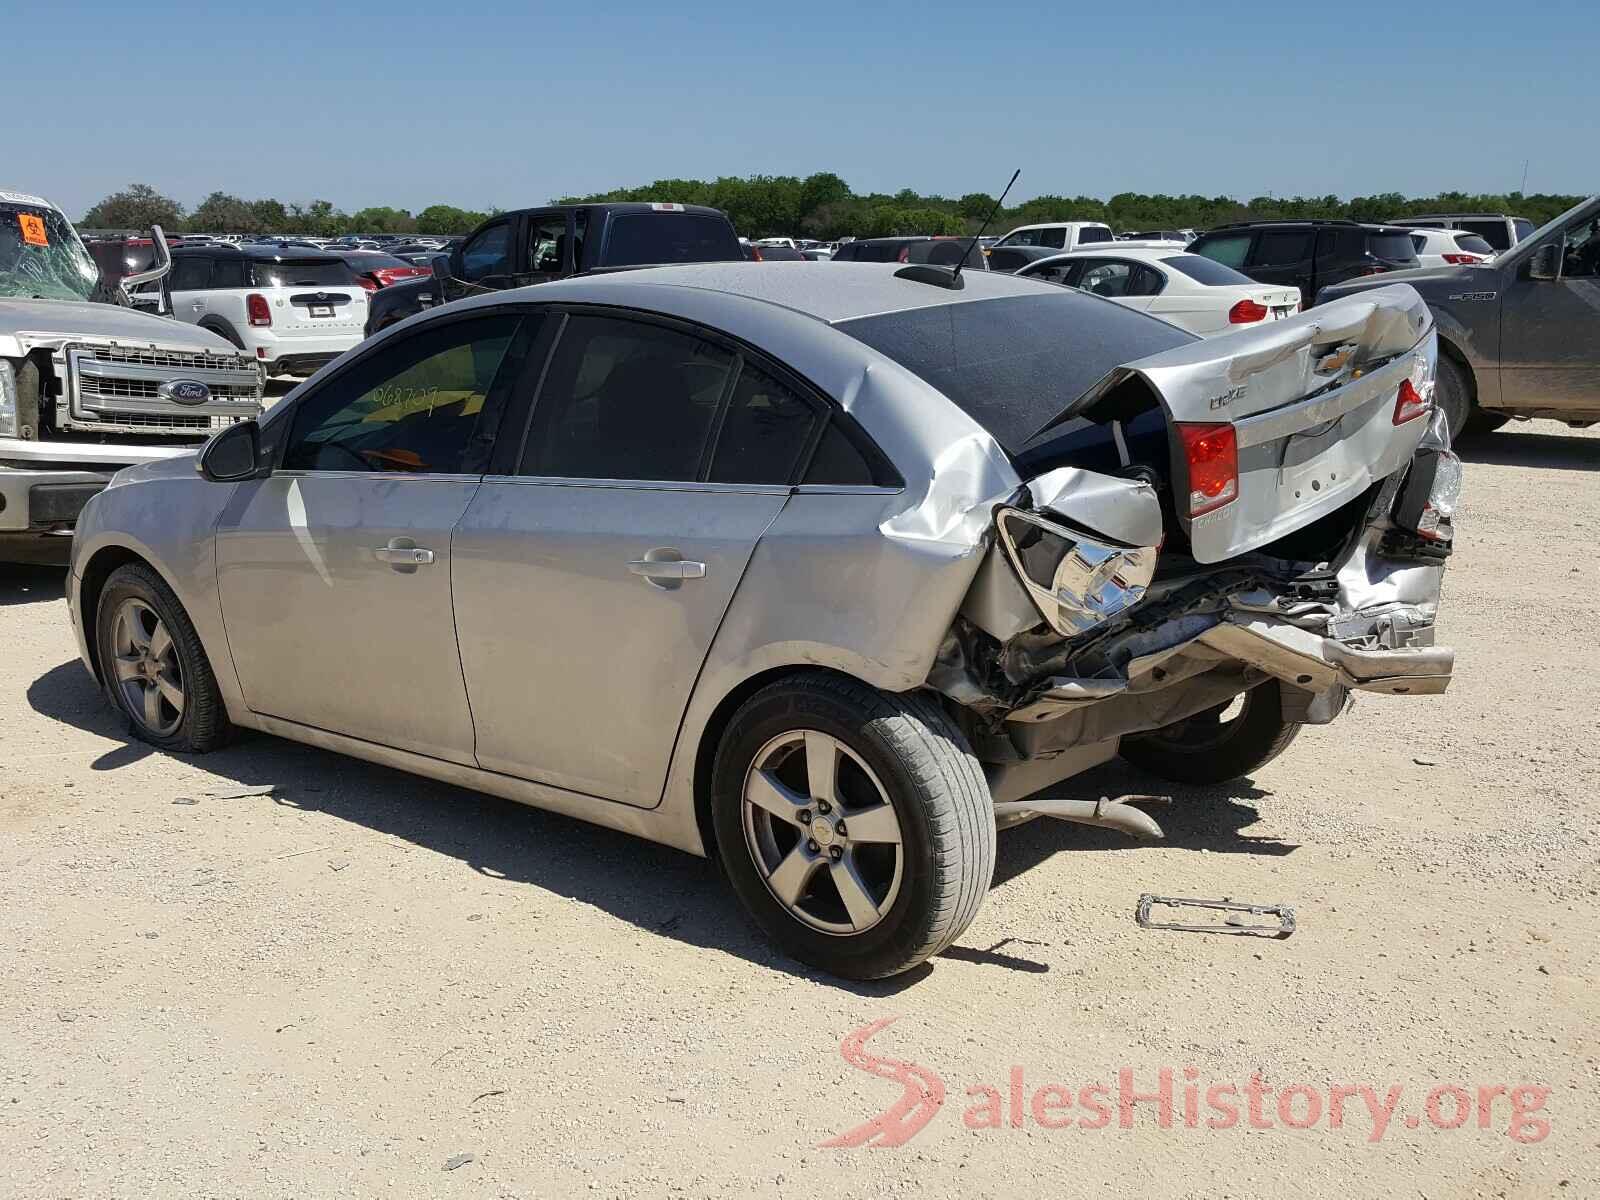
[1406,228,1496,268]
[1016,248,1300,336]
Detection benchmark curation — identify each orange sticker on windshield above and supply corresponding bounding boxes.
[18,213,47,246]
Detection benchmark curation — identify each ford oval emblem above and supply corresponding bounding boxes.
[158,378,212,406]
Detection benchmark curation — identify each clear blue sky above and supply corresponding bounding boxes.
[11,0,1592,219]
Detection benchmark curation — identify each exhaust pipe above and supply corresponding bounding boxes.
[992,795,1165,840]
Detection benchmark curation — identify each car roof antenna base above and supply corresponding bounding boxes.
[893,263,965,289]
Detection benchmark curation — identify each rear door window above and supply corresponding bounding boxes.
[521,314,733,482]
[1078,261,1135,296]
[1366,233,1419,263]
[1454,233,1495,255]
[1192,233,1252,269]
[1038,228,1068,249]
[1250,230,1313,268]
[210,257,246,288]
[169,255,212,291]
[601,213,740,267]
[528,215,567,275]
[1076,226,1113,245]
[707,363,820,485]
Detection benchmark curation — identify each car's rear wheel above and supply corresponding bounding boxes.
[712,673,994,980]
[95,563,231,753]
[1120,680,1299,784]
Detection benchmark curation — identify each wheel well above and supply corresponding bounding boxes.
[77,545,147,682]
[688,664,872,865]
[198,317,244,348]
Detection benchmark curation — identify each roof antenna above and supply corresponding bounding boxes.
[894,168,1020,290]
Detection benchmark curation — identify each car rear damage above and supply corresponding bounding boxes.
[928,284,1459,826]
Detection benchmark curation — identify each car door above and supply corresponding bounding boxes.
[1246,228,1314,306]
[1499,213,1600,414]
[213,309,534,763]
[450,309,823,808]
[166,252,213,328]
[456,218,519,288]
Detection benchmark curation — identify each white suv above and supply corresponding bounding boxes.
[154,245,369,378]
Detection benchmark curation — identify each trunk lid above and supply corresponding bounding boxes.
[1079,284,1436,563]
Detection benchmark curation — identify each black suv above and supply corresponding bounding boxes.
[1187,220,1419,308]
[831,237,988,268]
[366,203,743,336]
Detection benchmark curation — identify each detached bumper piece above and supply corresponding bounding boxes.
[1136,894,1296,939]
[1198,615,1453,696]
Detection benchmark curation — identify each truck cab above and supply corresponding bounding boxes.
[0,188,263,559]
[1316,196,1600,436]
[365,202,745,336]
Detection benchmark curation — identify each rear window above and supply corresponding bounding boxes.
[1367,233,1420,263]
[1192,233,1251,269]
[1457,220,1510,251]
[249,258,356,287]
[837,292,1193,454]
[1454,234,1495,255]
[1161,254,1252,285]
[601,213,740,267]
[1076,226,1113,245]
[1513,219,1535,243]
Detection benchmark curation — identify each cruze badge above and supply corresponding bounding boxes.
[1207,384,1248,411]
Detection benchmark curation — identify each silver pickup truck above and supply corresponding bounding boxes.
[1,189,263,560]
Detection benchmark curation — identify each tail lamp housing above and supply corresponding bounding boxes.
[996,508,1160,637]
[1393,354,1435,425]
[1176,422,1239,517]
[246,293,272,327]
[1393,447,1461,545]
[1228,299,1268,324]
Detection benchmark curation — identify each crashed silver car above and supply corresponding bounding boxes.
[67,263,1459,978]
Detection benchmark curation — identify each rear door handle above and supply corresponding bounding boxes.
[628,558,706,580]
[375,544,435,566]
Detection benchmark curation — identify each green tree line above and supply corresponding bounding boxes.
[81,178,1586,240]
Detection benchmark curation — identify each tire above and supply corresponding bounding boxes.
[1120,680,1300,785]
[1433,353,1493,443]
[94,562,232,753]
[711,673,995,980]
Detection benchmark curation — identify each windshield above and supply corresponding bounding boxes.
[0,201,100,301]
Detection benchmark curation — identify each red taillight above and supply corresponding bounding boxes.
[372,267,427,287]
[246,293,272,327]
[1393,378,1428,425]
[1228,298,1268,324]
[750,246,764,262]
[1441,253,1485,265]
[1177,422,1239,517]
[897,246,910,262]
[356,276,379,292]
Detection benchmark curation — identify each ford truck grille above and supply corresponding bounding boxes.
[63,344,264,437]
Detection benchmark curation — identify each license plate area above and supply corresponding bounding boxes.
[308,304,334,318]
[1274,417,1347,506]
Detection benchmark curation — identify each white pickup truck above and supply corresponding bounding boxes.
[0,189,263,560]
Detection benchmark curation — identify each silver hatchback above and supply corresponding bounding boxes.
[69,263,1459,978]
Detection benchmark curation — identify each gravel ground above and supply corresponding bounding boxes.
[2,420,1595,1198]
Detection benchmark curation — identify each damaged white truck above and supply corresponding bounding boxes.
[0,189,263,560]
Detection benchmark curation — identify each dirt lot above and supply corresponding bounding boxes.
[2,422,1595,1198]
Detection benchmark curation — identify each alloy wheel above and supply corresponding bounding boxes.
[741,730,904,935]
[110,598,185,737]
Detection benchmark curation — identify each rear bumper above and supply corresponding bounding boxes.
[250,328,362,372]
[1197,616,1453,696]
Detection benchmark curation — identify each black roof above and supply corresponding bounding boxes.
[1203,219,1411,234]
[174,243,344,261]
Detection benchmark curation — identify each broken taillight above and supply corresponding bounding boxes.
[1177,422,1239,517]
[1393,378,1429,424]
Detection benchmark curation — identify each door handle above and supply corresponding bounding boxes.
[375,545,435,566]
[628,558,706,580]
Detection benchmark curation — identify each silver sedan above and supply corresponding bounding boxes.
[68,263,1459,978]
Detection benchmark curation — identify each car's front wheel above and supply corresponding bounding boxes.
[1120,680,1299,784]
[712,673,994,980]
[95,562,232,753]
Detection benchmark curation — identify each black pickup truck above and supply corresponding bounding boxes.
[1316,195,1600,438]
[365,202,744,336]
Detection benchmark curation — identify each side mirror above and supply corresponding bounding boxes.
[431,253,453,286]
[197,419,262,482]
[1528,242,1561,281]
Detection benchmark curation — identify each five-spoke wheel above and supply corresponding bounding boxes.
[109,598,185,737]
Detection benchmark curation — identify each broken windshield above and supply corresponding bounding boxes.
[0,200,100,302]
